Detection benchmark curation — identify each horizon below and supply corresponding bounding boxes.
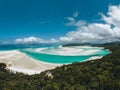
[0,0,120,44]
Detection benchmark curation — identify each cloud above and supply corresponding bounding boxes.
[101,5,120,27]
[15,36,58,44]
[60,5,120,43]
[14,5,120,44]
[73,11,79,17]
[65,11,86,27]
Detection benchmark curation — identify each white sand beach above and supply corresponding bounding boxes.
[0,50,61,75]
[0,47,105,75]
[33,46,102,56]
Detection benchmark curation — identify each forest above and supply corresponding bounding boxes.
[0,44,120,90]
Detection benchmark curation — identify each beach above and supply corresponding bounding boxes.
[34,46,103,56]
[0,50,61,75]
[0,46,109,75]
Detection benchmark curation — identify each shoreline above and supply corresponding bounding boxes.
[31,46,104,56]
[0,50,104,75]
[0,50,61,75]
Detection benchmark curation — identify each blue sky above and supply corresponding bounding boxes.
[0,0,120,44]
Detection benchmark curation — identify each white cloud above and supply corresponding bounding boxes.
[60,5,120,43]
[65,11,86,27]
[73,11,79,17]
[15,36,58,44]
[101,5,120,27]
[65,17,86,27]
[14,5,120,44]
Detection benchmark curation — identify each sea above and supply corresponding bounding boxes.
[0,44,110,64]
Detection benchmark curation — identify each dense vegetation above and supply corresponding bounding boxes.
[0,45,120,90]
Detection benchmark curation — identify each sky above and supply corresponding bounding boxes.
[0,0,120,44]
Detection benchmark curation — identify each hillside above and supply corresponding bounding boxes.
[0,45,120,90]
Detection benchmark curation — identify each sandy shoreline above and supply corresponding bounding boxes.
[0,50,61,75]
[0,49,104,75]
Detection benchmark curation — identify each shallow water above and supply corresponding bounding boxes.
[19,46,110,64]
[0,44,110,64]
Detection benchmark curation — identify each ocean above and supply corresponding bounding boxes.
[0,44,110,64]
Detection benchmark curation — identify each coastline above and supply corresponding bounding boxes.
[0,49,105,75]
[32,46,104,56]
[0,50,61,75]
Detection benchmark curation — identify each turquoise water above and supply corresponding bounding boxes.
[0,44,110,64]
[0,44,55,51]
[19,46,110,64]
[20,50,90,64]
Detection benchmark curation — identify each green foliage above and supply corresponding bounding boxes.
[0,45,120,90]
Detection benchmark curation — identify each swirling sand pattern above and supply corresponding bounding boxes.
[20,46,110,64]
